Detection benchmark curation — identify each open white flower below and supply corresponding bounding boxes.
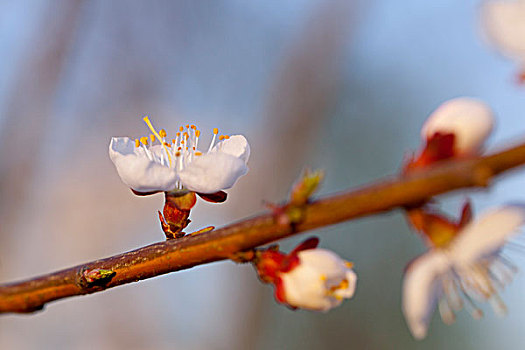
[109,117,250,194]
[481,0,525,70]
[421,98,494,156]
[281,248,357,311]
[403,205,525,339]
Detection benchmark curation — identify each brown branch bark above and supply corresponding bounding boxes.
[1,141,525,314]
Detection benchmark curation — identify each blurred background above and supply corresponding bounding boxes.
[1,0,525,349]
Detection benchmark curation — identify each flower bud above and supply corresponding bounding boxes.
[280,249,357,311]
[421,98,494,156]
[254,238,357,312]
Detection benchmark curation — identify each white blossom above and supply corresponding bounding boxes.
[281,248,357,311]
[403,205,525,339]
[109,117,250,193]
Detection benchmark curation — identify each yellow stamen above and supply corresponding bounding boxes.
[175,151,181,157]
[195,130,201,137]
[183,132,189,139]
[186,124,189,129]
[191,125,196,129]
[213,128,218,134]
[172,139,176,144]
[195,151,202,156]
[320,274,327,281]
[159,129,167,138]
[140,136,149,146]
[150,134,155,143]
[143,116,172,166]
[163,142,171,148]
[329,279,349,293]
[135,139,140,148]
[179,126,184,132]
[224,135,230,139]
[344,261,354,269]
[219,135,225,141]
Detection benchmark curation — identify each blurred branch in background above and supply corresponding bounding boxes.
[0,0,84,247]
[1,139,525,314]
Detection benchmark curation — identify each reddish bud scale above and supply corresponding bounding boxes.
[518,71,525,85]
[404,133,456,173]
[253,237,319,304]
[159,192,197,239]
[197,191,228,203]
[273,277,287,304]
[406,201,472,248]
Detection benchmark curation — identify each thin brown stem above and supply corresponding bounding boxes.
[1,141,525,314]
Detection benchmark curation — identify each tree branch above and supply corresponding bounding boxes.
[1,141,525,314]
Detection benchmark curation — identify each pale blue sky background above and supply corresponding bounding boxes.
[1,1,525,349]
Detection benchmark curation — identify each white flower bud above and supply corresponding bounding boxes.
[280,249,357,311]
[421,98,494,156]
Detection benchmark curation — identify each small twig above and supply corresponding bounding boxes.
[1,141,525,314]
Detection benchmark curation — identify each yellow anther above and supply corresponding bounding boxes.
[172,139,176,144]
[344,261,354,269]
[213,128,218,134]
[150,134,155,142]
[195,130,201,137]
[143,116,172,166]
[219,135,225,141]
[191,125,196,129]
[320,274,327,281]
[339,279,349,289]
[163,142,171,148]
[195,151,202,156]
[181,140,185,145]
[159,129,167,138]
[329,279,349,293]
[183,132,189,139]
[179,126,184,132]
[135,139,140,148]
[186,124,189,128]
[175,151,181,157]
[140,136,148,146]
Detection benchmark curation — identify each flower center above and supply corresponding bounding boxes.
[134,116,230,189]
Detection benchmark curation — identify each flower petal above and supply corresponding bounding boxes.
[481,1,525,62]
[212,135,250,163]
[449,205,525,266]
[281,261,336,311]
[178,152,248,193]
[421,98,494,155]
[333,270,358,299]
[109,137,177,192]
[281,249,355,311]
[403,251,450,340]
